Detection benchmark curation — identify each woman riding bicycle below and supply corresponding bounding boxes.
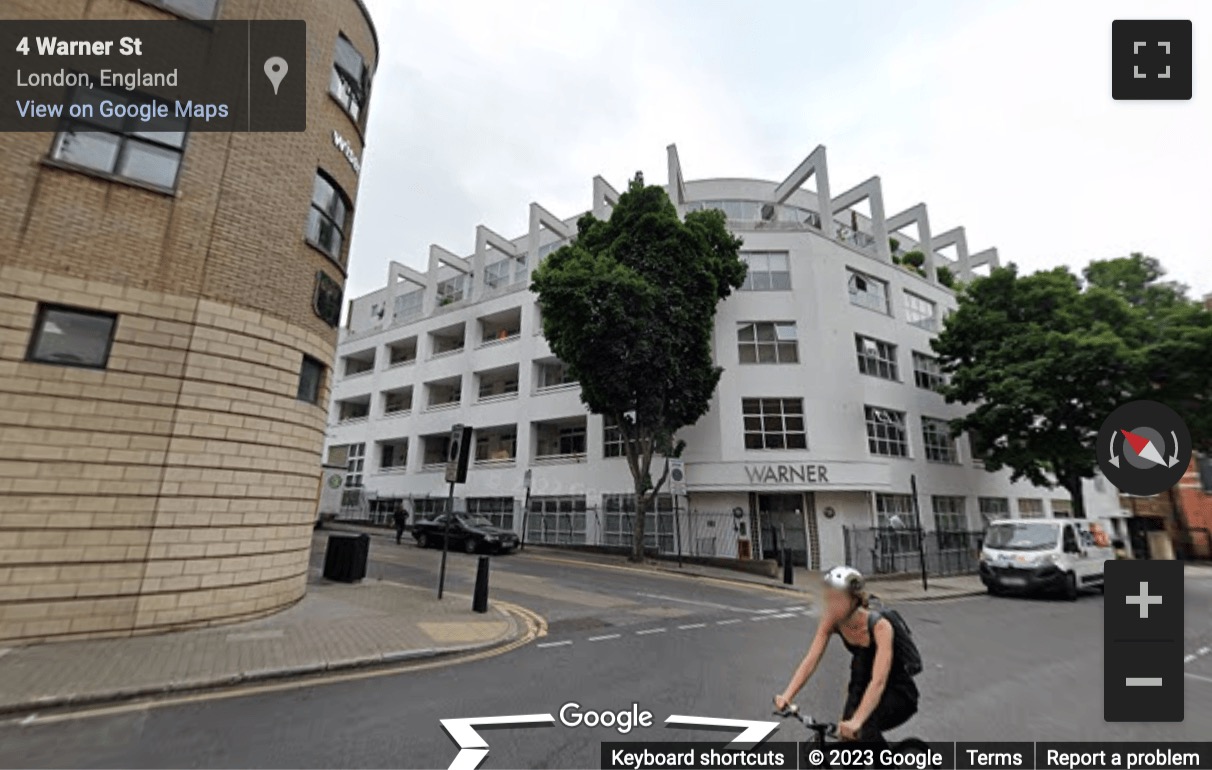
[774,566,918,743]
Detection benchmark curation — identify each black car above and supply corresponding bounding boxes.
[411,513,519,554]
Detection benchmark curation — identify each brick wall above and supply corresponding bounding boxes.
[0,0,378,642]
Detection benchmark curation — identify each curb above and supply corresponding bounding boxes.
[0,608,527,718]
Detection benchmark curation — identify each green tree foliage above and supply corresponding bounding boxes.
[933,254,1211,518]
[530,174,746,560]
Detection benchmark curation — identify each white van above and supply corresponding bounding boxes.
[978,519,1113,600]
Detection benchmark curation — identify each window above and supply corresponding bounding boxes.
[382,387,412,415]
[921,417,958,463]
[296,355,325,404]
[330,34,371,125]
[603,494,675,551]
[478,377,518,400]
[875,493,918,529]
[865,406,909,457]
[468,497,515,530]
[559,426,586,455]
[307,171,351,263]
[848,269,888,313]
[313,271,343,328]
[536,361,576,389]
[603,419,626,458]
[855,334,898,380]
[904,292,937,331]
[413,498,449,517]
[742,398,807,450]
[142,0,219,19]
[978,497,1009,527]
[1051,499,1073,518]
[378,439,408,471]
[739,251,791,291]
[912,351,945,391]
[1017,498,1044,519]
[26,304,117,369]
[51,87,187,189]
[436,274,469,305]
[1199,454,1212,494]
[932,496,967,531]
[527,496,587,544]
[737,322,798,364]
[345,443,365,488]
[474,430,517,463]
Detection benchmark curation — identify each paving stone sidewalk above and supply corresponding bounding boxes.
[0,576,520,715]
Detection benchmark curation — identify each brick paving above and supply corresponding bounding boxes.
[0,575,519,714]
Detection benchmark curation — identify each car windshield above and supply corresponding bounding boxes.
[984,522,1058,551]
[458,514,495,528]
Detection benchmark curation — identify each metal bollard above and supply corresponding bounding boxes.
[472,555,490,613]
[783,554,794,585]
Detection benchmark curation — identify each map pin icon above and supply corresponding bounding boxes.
[264,57,288,95]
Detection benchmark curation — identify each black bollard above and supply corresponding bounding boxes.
[783,553,794,585]
[472,555,490,613]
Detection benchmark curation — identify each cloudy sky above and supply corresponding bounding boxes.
[348,0,1211,302]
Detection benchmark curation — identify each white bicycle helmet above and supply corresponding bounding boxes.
[823,565,865,595]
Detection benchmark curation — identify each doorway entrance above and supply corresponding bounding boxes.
[757,493,809,567]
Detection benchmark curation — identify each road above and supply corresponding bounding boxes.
[1,539,1210,769]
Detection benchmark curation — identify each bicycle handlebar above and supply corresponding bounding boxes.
[773,704,837,737]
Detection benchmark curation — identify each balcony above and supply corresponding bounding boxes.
[474,424,517,468]
[382,386,413,417]
[533,416,587,465]
[476,363,520,404]
[477,306,522,349]
[684,200,822,231]
[533,358,577,394]
[335,395,371,424]
[429,322,466,359]
[377,438,408,474]
[420,432,450,471]
[342,348,376,378]
[424,375,462,412]
[387,336,418,368]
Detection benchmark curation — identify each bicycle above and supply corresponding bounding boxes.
[773,703,938,769]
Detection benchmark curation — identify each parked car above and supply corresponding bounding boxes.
[978,518,1112,600]
[412,513,519,554]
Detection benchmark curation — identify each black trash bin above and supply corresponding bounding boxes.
[323,533,369,582]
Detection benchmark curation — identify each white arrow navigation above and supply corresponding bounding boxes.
[665,714,780,748]
[1168,430,1181,468]
[440,714,555,770]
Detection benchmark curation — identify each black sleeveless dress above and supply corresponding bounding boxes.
[835,610,919,740]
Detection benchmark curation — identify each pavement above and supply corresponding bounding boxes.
[2,545,1210,769]
[0,569,528,715]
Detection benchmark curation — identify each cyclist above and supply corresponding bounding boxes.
[773,566,918,743]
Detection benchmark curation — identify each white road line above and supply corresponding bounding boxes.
[635,593,768,614]
[1185,654,1197,664]
[751,615,771,622]
[755,608,780,614]
[636,628,667,636]
[677,623,707,630]
[1186,672,1212,685]
[537,640,572,649]
[717,619,742,626]
[588,634,621,642]
[782,606,807,612]
[1199,647,1210,656]
[769,613,798,619]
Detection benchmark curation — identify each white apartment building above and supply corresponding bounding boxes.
[323,144,1125,570]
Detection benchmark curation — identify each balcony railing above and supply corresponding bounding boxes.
[425,400,460,412]
[477,391,518,404]
[477,332,520,349]
[533,452,586,465]
[474,457,516,468]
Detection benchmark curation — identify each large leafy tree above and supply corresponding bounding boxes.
[933,255,1211,518]
[531,174,746,561]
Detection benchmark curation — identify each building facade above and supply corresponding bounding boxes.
[325,144,1123,570]
[0,0,377,642]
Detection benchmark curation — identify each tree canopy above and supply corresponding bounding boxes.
[530,173,746,560]
[933,253,1211,518]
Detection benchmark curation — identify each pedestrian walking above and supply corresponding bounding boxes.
[393,504,409,544]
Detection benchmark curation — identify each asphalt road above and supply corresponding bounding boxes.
[1,543,1210,770]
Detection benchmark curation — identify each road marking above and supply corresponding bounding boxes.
[768,613,798,619]
[717,619,742,625]
[750,616,771,622]
[636,628,667,636]
[588,634,621,642]
[536,640,571,649]
[783,606,807,612]
[1199,647,1210,656]
[755,608,780,614]
[636,593,769,614]
[676,623,707,630]
[4,600,546,727]
[1186,672,1212,685]
[1185,654,1197,664]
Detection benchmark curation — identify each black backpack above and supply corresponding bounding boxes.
[868,601,923,678]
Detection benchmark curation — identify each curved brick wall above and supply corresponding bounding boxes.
[0,0,377,642]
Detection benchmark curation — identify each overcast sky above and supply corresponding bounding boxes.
[348,0,1211,302]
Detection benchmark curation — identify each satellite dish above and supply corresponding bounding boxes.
[760,203,776,221]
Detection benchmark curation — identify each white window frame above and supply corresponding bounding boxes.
[904,292,938,331]
[921,416,958,463]
[739,251,791,291]
[848,269,889,314]
[865,406,909,457]
[737,321,798,364]
[742,398,807,450]
[912,351,945,391]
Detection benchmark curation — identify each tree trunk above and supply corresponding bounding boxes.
[1061,473,1085,519]
[631,481,648,563]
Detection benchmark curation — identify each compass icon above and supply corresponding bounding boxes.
[1098,400,1191,496]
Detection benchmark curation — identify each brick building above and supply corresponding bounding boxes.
[0,0,377,642]
[1122,456,1212,560]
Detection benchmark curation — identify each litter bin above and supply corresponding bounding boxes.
[323,533,369,582]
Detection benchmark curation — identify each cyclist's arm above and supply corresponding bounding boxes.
[850,618,894,728]
[777,616,832,706]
